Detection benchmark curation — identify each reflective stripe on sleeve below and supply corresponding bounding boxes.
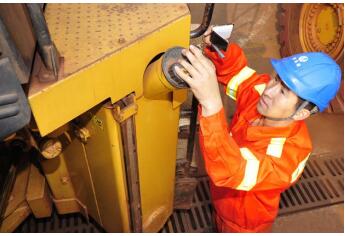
[266,137,286,158]
[236,148,260,191]
[226,66,256,100]
[254,83,266,95]
[290,153,311,183]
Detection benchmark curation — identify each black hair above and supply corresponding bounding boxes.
[274,73,319,115]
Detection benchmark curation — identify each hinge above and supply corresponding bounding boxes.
[112,94,138,123]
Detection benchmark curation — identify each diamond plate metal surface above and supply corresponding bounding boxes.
[45,4,189,76]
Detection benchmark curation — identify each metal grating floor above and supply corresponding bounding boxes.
[161,155,344,232]
[279,155,344,215]
[159,176,215,233]
[15,209,105,233]
[14,155,343,233]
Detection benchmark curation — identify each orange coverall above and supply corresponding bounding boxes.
[199,43,313,232]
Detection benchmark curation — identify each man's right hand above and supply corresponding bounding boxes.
[203,25,214,47]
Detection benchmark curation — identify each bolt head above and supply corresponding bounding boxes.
[60,176,69,184]
[41,139,62,159]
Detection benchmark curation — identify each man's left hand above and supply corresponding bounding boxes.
[175,45,223,117]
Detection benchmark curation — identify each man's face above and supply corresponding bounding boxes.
[257,75,299,119]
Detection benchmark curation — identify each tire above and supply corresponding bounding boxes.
[278,3,344,113]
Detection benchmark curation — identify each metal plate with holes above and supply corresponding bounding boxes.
[45,4,189,76]
[14,155,343,232]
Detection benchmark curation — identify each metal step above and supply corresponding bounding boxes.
[15,155,343,233]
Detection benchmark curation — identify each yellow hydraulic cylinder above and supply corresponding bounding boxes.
[143,57,176,98]
[144,47,189,99]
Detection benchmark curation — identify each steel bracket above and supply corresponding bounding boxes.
[52,197,89,223]
[112,94,138,123]
[111,93,142,232]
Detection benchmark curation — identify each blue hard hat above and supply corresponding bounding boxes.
[270,52,341,112]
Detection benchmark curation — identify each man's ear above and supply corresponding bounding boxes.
[292,108,311,121]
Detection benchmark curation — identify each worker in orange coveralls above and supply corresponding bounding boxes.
[174,27,341,233]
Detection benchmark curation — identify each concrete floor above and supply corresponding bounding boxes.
[273,203,344,233]
[188,3,344,233]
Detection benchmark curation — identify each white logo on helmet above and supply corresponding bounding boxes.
[292,56,309,67]
[298,56,309,62]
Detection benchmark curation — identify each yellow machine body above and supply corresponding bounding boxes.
[24,4,190,232]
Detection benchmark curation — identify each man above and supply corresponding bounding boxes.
[174,28,341,232]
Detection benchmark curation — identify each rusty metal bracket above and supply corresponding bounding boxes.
[36,55,64,83]
[112,94,138,123]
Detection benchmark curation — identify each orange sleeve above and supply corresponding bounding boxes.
[204,43,268,104]
[204,43,248,85]
[198,108,312,191]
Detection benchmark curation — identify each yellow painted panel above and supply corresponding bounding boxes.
[41,152,77,200]
[40,135,101,222]
[3,162,30,218]
[26,164,52,218]
[29,4,191,137]
[135,94,181,232]
[80,104,130,232]
[0,202,31,233]
[62,136,102,224]
[64,93,186,232]
[173,89,188,109]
